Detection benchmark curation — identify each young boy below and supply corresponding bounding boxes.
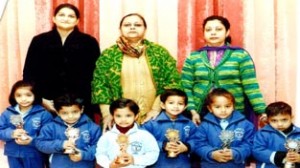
[95,98,159,168]
[253,101,300,168]
[195,88,255,168]
[142,89,198,167]
[35,93,101,168]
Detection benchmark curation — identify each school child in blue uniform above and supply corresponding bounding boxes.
[195,88,255,168]
[96,98,159,168]
[0,80,53,168]
[252,101,300,168]
[142,89,198,168]
[36,93,101,168]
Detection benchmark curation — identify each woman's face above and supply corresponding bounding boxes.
[53,7,79,31]
[120,15,146,43]
[204,19,229,47]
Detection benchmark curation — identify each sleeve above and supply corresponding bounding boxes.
[80,124,102,161]
[230,122,255,163]
[35,124,65,154]
[140,122,164,150]
[133,131,160,166]
[0,112,15,141]
[181,54,197,111]
[185,122,200,153]
[95,134,113,168]
[252,130,277,164]
[239,50,266,114]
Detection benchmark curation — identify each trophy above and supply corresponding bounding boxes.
[219,130,234,149]
[64,127,80,154]
[284,139,300,168]
[116,134,129,164]
[10,115,29,140]
[165,129,180,157]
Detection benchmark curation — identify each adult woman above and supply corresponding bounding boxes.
[92,13,181,131]
[23,3,100,120]
[181,15,266,125]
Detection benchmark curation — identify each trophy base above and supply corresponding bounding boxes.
[167,152,178,158]
[19,134,29,141]
[64,148,76,154]
[115,156,128,164]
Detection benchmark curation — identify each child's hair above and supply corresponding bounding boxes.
[160,89,188,105]
[9,80,42,106]
[109,98,139,115]
[203,15,231,44]
[205,88,235,106]
[54,93,84,111]
[265,101,292,117]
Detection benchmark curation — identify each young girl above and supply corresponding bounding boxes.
[195,88,255,168]
[95,98,159,168]
[0,80,53,168]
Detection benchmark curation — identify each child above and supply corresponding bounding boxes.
[142,89,199,168]
[0,80,53,168]
[252,101,300,168]
[35,93,101,168]
[195,88,255,168]
[95,98,159,168]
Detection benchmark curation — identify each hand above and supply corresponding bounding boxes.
[102,114,113,133]
[12,129,27,139]
[191,110,201,125]
[142,110,160,124]
[111,153,134,167]
[42,98,56,112]
[63,140,76,151]
[69,149,82,162]
[15,135,32,145]
[259,113,268,128]
[286,151,300,163]
[165,141,188,156]
[212,149,233,162]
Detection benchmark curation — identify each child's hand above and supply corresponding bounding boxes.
[111,153,134,167]
[69,149,82,162]
[15,135,32,145]
[63,140,75,150]
[12,129,27,139]
[164,141,188,157]
[212,148,233,162]
[286,151,300,163]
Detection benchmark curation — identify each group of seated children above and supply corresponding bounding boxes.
[0,80,300,168]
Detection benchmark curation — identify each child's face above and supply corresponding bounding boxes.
[207,95,234,119]
[15,86,34,111]
[161,95,187,119]
[113,107,136,128]
[268,113,293,132]
[57,105,83,125]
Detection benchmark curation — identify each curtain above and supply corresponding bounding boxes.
[0,0,299,167]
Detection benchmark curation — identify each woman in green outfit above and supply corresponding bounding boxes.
[92,13,181,132]
[181,15,266,125]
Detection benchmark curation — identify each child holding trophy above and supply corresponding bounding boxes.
[252,101,300,168]
[195,88,255,168]
[142,89,199,167]
[95,98,159,168]
[0,80,52,168]
[36,93,101,168]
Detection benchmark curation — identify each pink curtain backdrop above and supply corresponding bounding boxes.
[0,0,299,167]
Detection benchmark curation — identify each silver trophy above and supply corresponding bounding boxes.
[219,130,234,149]
[284,139,300,168]
[64,127,80,154]
[10,115,29,140]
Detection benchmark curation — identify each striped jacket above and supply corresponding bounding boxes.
[181,45,266,114]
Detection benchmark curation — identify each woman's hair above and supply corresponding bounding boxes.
[160,89,188,105]
[119,13,147,29]
[53,3,80,30]
[203,15,231,44]
[265,101,292,117]
[205,88,235,106]
[110,98,140,116]
[54,93,84,112]
[9,80,42,106]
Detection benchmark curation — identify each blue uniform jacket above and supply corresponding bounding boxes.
[0,105,52,158]
[36,114,101,168]
[142,111,198,168]
[252,124,300,168]
[195,111,255,168]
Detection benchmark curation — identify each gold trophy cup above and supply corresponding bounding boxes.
[64,127,80,154]
[165,129,180,157]
[116,134,129,164]
[10,115,29,140]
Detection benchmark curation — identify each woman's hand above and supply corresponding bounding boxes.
[191,110,201,125]
[142,110,160,124]
[42,98,56,112]
[102,114,113,133]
